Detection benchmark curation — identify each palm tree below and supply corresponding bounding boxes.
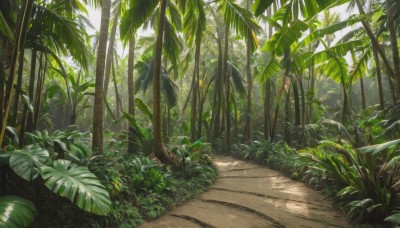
[92,0,111,153]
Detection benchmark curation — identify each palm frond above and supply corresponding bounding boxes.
[220,0,262,52]
[120,0,159,40]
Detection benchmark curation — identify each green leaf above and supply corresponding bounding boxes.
[135,98,153,120]
[252,0,274,17]
[9,145,49,181]
[120,0,159,41]
[358,139,400,155]
[263,20,308,55]
[0,196,36,228]
[0,12,14,40]
[40,160,111,215]
[258,58,280,83]
[21,95,34,112]
[385,213,400,224]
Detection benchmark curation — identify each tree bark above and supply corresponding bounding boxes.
[92,0,111,153]
[152,0,177,165]
[33,53,47,130]
[243,0,253,142]
[103,9,120,98]
[11,47,25,126]
[359,76,366,110]
[26,49,37,132]
[223,25,230,149]
[190,39,201,141]
[373,47,385,109]
[127,38,135,153]
[387,0,400,96]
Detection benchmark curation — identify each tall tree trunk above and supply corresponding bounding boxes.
[359,76,366,110]
[212,27,223,140]
[284,86,291,145]
[264,79,271,140]
[112,57,121,120]
[243,0,253,142]
[104,9,120,98]
[292,78,300,126]
[153,0,176,165]
[92,0,111,153]
[11,48,25,126]
[19,50,36,146]
[222,25,230,148]
[190,40,201,141]
[387,0,400,96]
[26,49,37,132]
[33,54,47,129]
[373,47,385,109]
[264,6,273,140]
[271,50,290,142]
[197,69,206,139]
[127,38,135,153]
[0,40,4,128]
[210,9,223,140]
[298,76,306,146]
[0,0,34,146]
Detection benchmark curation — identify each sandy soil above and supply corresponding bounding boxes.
[140,155,352,228]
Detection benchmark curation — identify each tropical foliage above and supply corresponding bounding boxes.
[0,0,400,226]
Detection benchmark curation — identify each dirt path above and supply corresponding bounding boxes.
[140,156,352,228]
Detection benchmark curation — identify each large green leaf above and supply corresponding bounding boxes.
[358,139,400,155]
[9,145,49,181]
[385,213,400,224]
[120,0,159,41]
[263,20,308,55]
[135,98,153,120]
[40,160,111,215]
[252,0,274,17]
[0,196,36,228]
[258,58,281,83]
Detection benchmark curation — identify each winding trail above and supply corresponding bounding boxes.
[140,156,352,228]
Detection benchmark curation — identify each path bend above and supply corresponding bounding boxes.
[140,155,352,228]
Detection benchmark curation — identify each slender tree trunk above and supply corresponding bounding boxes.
[387,0,400,96]
[271,50,290,142]
[298,76,306,146]
[11,48,25,126]
[264,79,271,140]
[233,95,238,141]
[292,78,300,126]
[112,57,121,120]
[190,40,201,141]
[0,0,34,146]
[0,40,4,127]
[373,47,385,109]
[284,86,291,145]
[197,69,206,139]
[340,70,349,123]
[127,38,135,153]
[359,76,366,110]
[104,9,120,98]
[222,25,230,148]
[92,0,111,153]
[26,49,37,132]
[152,0,176,165]
[243,0,253,142]
[33,54,46,129]
[212,28,223,139]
